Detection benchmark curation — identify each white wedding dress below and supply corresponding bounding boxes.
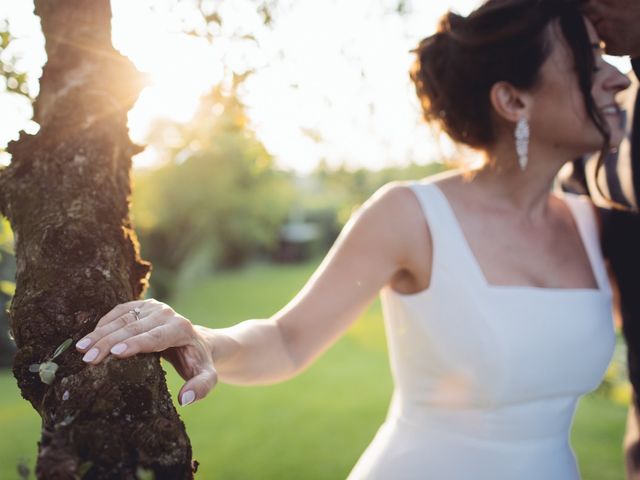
[347,181,615,480]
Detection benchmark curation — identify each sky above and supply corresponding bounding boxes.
[0,0,632,173]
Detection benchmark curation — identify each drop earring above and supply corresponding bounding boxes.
[515,118,529,171]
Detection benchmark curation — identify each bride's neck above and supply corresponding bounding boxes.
[468,142,573,219]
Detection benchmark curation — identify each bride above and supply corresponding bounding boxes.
[76,0,630,478]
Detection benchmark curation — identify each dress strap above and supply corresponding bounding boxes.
[561,193,612,295]
[407,181,487,289]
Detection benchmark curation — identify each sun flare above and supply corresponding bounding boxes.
[111,1,224,156]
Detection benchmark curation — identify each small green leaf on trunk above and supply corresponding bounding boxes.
[60,412,78,427]
[52,338,73,359]
[136,466,155,480]
[39,361,58,384]
[78,460,93,478]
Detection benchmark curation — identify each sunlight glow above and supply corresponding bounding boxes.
[0,0,633,172]
[111,0,224,147]
[111,0,486,172]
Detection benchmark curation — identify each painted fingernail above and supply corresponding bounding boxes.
[76,338,91,349]
[82,348,99,363]
[181,390,195,406]
[111,343,127,355]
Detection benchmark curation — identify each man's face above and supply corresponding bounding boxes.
[584,0,640,57]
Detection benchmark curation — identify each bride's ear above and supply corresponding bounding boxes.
[489,81,531,123]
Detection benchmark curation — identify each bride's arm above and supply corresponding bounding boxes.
[204,182,424,385]
[76,182,428,389]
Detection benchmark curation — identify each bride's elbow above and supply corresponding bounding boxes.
[273,318,319,379]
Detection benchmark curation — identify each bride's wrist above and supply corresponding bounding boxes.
[191,324,213,355]
[193,324,229,364]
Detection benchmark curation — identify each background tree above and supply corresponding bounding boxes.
[133,79,295,298]
[0,18,28,369]
[0,19,31,99]
[0,1,195,478]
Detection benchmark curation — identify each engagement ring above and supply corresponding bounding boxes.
[129,307,142,321]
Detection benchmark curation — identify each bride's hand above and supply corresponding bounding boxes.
[74,298,218,406]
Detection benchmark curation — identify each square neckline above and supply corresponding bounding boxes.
[427,182,606,295]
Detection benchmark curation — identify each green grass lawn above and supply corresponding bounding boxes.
[0,259,628,479]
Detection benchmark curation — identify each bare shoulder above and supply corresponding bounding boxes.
[367,167,462,209]
[356,170,468,243]
[357,179,435,271]
[364,170,466,226]
[358,170,466,291]
[364,181,421,215]
[359,180,429,231]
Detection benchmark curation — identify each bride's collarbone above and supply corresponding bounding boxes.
[400,209,596,292]
[454,216,597,290]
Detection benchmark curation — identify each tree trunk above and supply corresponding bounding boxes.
[0,1,196,478]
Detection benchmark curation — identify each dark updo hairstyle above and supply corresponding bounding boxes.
[410,0,609,162]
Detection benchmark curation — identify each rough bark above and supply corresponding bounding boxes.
[0,1,196,478]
